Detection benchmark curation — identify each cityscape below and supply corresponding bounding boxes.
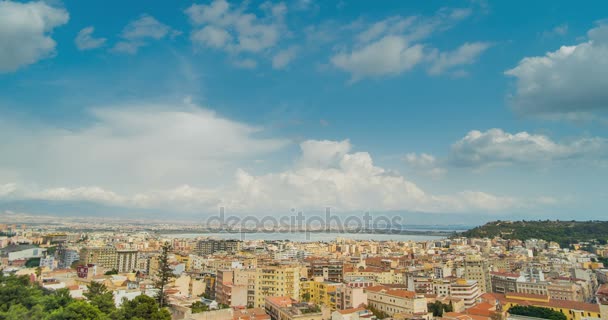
[2,0,608,320]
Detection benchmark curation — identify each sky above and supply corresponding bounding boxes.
[1,0,608,223]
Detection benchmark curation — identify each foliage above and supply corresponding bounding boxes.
[105,269,119,275]
[508,306,567,320]
[111,295,171,320]
[367,305,389,319]
[26,257,41,268]
[428,301,454,317]
[47,300,106,320]
[190,301,209,314]
[84,281,116,314]
[0,274,169,320]
[459,220,608,247]
[155,242,173,308]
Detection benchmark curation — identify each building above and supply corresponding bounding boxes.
[331,307,376,320]
[116,250,138,273]
[308,259,344,283]
[80,246,117,270]
[300,277,342,310]
[364,285,428,318]
[491,272,523,294]
[196,240,242,255]
[254,264,302,308]
[489,292,601,320]
[56,246,79,269]
[450,279,481,308]
[464,255,491,294]
[1,245,46,262]
[265,296,323,320]
[216,269,249,307]
[336,281,370,310]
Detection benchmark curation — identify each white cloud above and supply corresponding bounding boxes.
[0,133,528,214]
[404,153,446,178]
[505,23,608,118]
[75,26,106,50]
[449,128,608,168]
[0,0,69,72]
[186,0,285,55]
[331,36,425,81]
[272,46,297,69]
[428,42,492,75]
[330,8,486,81]
[112,14,173,54]
[0,102,288,192]
[191,25,232,48]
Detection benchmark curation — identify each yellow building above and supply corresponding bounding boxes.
[254,264,301,307]
[494,292,601,320]
[300,277,341,310]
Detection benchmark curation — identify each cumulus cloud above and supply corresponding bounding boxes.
[505,23,608,118]
[0,131,529,214]
[330,8,486,81]
[449,128,608,168]
[75,26,106,50]
[0,102,288,191]
[404,153,446,178]
[428,42,492,75]
[112,14,174,54]
[0,0,69,72]
[186,0,285,55]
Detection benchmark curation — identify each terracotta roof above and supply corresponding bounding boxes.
[492,293,600,313]
[265,296,294,307]
[365,285,417,299]
[337,307,366,315]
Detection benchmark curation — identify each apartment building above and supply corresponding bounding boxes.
[265,296,323,320]
[450,279,481,308]
[300,277,342,310]
[254,264,302,307]
[364,285,428,318]
[216,269,249,307]
[464,255,491,294]
[308,259,344,283]
[80,246,117,269]
[195,239,242,255]
[116,250,138,273]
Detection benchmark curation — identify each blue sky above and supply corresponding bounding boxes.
[1,0,608,223]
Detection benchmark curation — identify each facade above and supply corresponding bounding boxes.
[336,284,369,310]
[195,239,242,255]
[308,259,344,283]
[450,279,481,308]
[300,277,342,310]
[364,285,428,318]
[464,255,491,294]
[254,264,302,307]
[491,272,523,294]
[80,246,117,270]
[216,269,249,307]
[116,250,138,273]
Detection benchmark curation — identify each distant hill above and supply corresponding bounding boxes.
[459,220,608,247]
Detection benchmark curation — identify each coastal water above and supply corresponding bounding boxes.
[160,231,446,242]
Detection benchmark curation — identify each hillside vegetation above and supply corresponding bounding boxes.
[459,220,608,247]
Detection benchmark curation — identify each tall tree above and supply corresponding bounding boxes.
[84,281,115,314]
[155,242,173,308]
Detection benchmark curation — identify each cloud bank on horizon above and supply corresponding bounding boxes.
[1,0,607,218]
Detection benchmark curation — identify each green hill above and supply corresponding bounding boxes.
[459,220,608,247]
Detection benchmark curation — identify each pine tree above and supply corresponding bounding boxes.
[155,242,173,308]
